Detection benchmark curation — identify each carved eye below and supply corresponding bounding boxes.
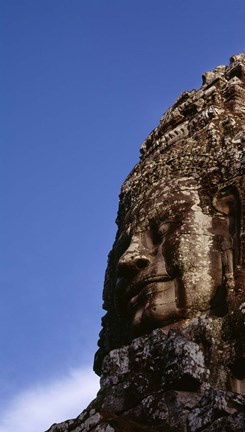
[213,186,239,215]
[152,223,170,244]
[158,223,170,236]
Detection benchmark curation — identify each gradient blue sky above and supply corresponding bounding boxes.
[1,1,245,430]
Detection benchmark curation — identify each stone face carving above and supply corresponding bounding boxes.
[113,179,239,340]
[46,55,245,432]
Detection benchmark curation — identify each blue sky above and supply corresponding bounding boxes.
[1,0,245,430]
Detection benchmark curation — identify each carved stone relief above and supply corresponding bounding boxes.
[47,54,245,432]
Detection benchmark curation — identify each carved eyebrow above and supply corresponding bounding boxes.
[157,213,181,224]
[159,218,177,224]
[148,214,176,233]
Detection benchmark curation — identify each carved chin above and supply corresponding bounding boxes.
[129,281,182,331]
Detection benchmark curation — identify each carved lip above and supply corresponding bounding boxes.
[125,275,173,303]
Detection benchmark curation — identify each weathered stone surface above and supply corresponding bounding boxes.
[46,55,245,431]
[187,390,245,432]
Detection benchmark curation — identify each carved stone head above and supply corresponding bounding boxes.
[94,54,245,375]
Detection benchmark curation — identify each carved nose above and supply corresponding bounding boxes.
[117,252,150,277]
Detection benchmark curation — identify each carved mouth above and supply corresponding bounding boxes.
[114,274,175,316]
[125,275,173,303]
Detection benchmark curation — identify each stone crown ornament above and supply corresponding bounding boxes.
[118,54,245,229]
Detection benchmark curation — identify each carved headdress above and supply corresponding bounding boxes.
[94,54,245,375]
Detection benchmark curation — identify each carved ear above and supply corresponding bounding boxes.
[213,186,239,215]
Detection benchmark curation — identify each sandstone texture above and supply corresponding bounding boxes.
[47,55,245,431]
